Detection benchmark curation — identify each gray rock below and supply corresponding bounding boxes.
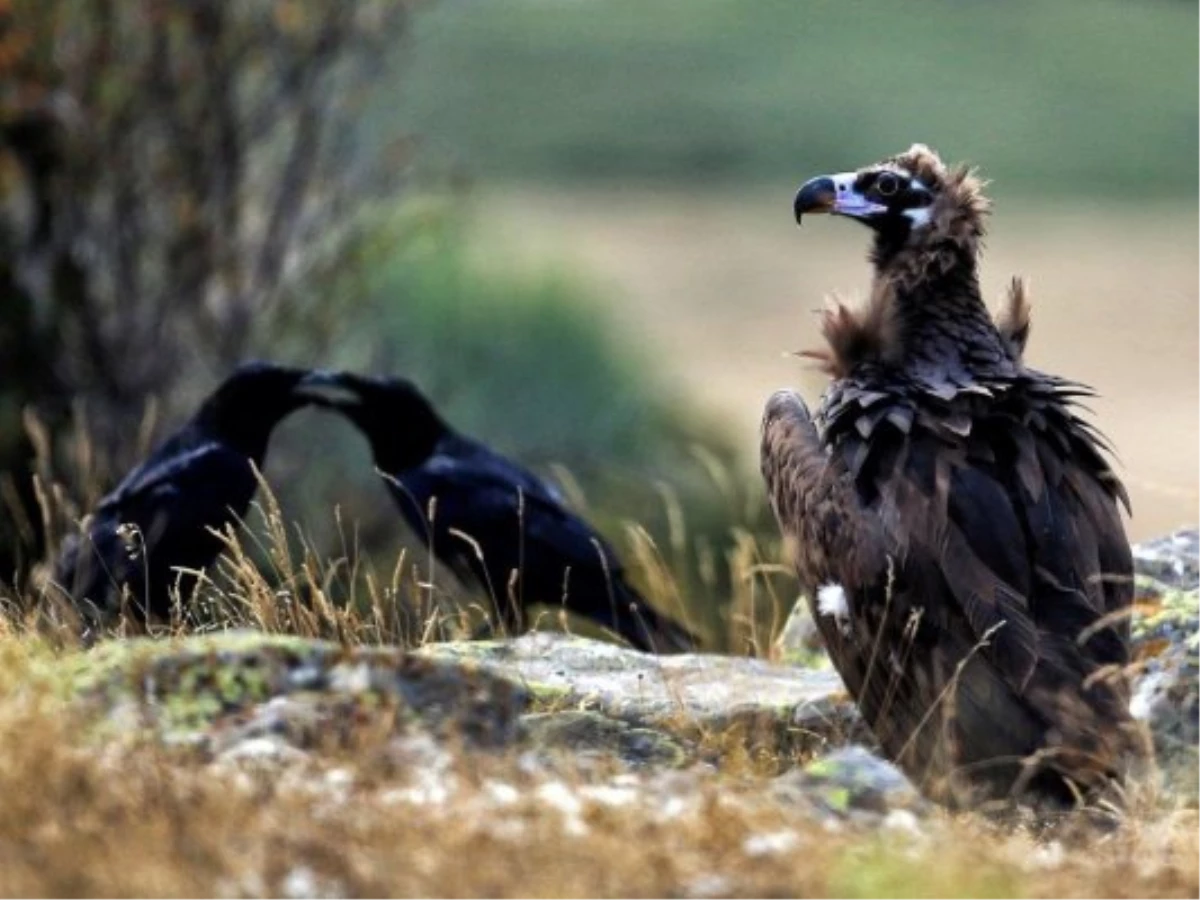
[418,631,860,757]
[772,597,827,667]
[1133,527,1199,591]
[65,630,858,768]
[772,744,928,824]
[1131,525,1199,780]
[520,710,689,769]
[1129,586,1199,798]
[72,631,530,751]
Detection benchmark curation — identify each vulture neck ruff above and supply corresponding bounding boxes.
[832,151,1014,385]
[875,240,1011,383]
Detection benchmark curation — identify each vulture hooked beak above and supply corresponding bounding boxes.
[794,172,887,225]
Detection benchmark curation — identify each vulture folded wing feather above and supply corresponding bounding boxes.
[1010,425,1044,502]
[760,390,888,591]
[885,406,915,434]
[871,435,1044,697]
[941,465,1040,691]
[1061,464,1134,638]
[1015,446,1130,677]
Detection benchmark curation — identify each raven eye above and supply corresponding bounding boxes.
[875,173,900,197]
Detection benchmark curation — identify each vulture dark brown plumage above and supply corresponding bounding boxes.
[761,144,1145,811]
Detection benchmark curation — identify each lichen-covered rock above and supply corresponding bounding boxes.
[59,630,857,769]
[772,597,826,668]
[521,710,689,769]
[1132,527,1199,591]
[70,631,530,751]
[1129,586,1199,799]
[44,521,1197,814]
[772,744,928,824]
[419,631,860,758]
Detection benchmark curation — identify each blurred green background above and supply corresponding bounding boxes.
[3,0,1196,648]
[394,0,1197,195]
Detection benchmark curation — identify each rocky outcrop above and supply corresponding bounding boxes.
[1132,528,1199,591]
[1129,528,1199,798]
[65,629,858,768]
[42,527,1200,830]
[419,632,861,760]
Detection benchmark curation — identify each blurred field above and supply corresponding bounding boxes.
[387,0,1198,544]
[396,0,1197,194]
[465,188,1199,542]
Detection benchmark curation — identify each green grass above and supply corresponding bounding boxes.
[344,204,709,472]
[829,840,1023,899]
[292,200,740,501]
[390,0,1197,197]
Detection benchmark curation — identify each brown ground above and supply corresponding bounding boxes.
[475,188,1198,542]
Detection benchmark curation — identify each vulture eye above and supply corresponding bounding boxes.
[875,173,901,197]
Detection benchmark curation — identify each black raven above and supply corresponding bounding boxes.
[763,144,1144,810]
[53,361,313,630]
[300,371,699,653]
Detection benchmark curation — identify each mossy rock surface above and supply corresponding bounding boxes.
[66,631,529,750]
[54,630,859,768]
[1132,528,1199,592]
[1129,583,1199,800]
[418,631,860,759]
[521,710,689,769]
[1125,529,1198,799]
[785,744,929,821]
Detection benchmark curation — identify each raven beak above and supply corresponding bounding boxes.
[794,171,886,224]
[295,370,359,406]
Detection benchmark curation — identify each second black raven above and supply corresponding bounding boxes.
[53,361,314,631]
[300,371,699,653]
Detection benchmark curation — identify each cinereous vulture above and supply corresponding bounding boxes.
[761,144,1145,810]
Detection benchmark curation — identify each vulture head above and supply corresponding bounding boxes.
[791,145,1020,377]
[794,144,990,266]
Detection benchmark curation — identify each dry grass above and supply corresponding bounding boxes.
[2,443,1196,896]
[16,446,790,657]
[0,631,1196,898]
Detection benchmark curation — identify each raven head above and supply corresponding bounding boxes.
[196,361,310,456]
[298,370,446,471]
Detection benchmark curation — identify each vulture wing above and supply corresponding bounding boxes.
[763,377,1138,803]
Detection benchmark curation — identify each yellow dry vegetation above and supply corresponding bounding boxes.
[0,499,1196,898]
